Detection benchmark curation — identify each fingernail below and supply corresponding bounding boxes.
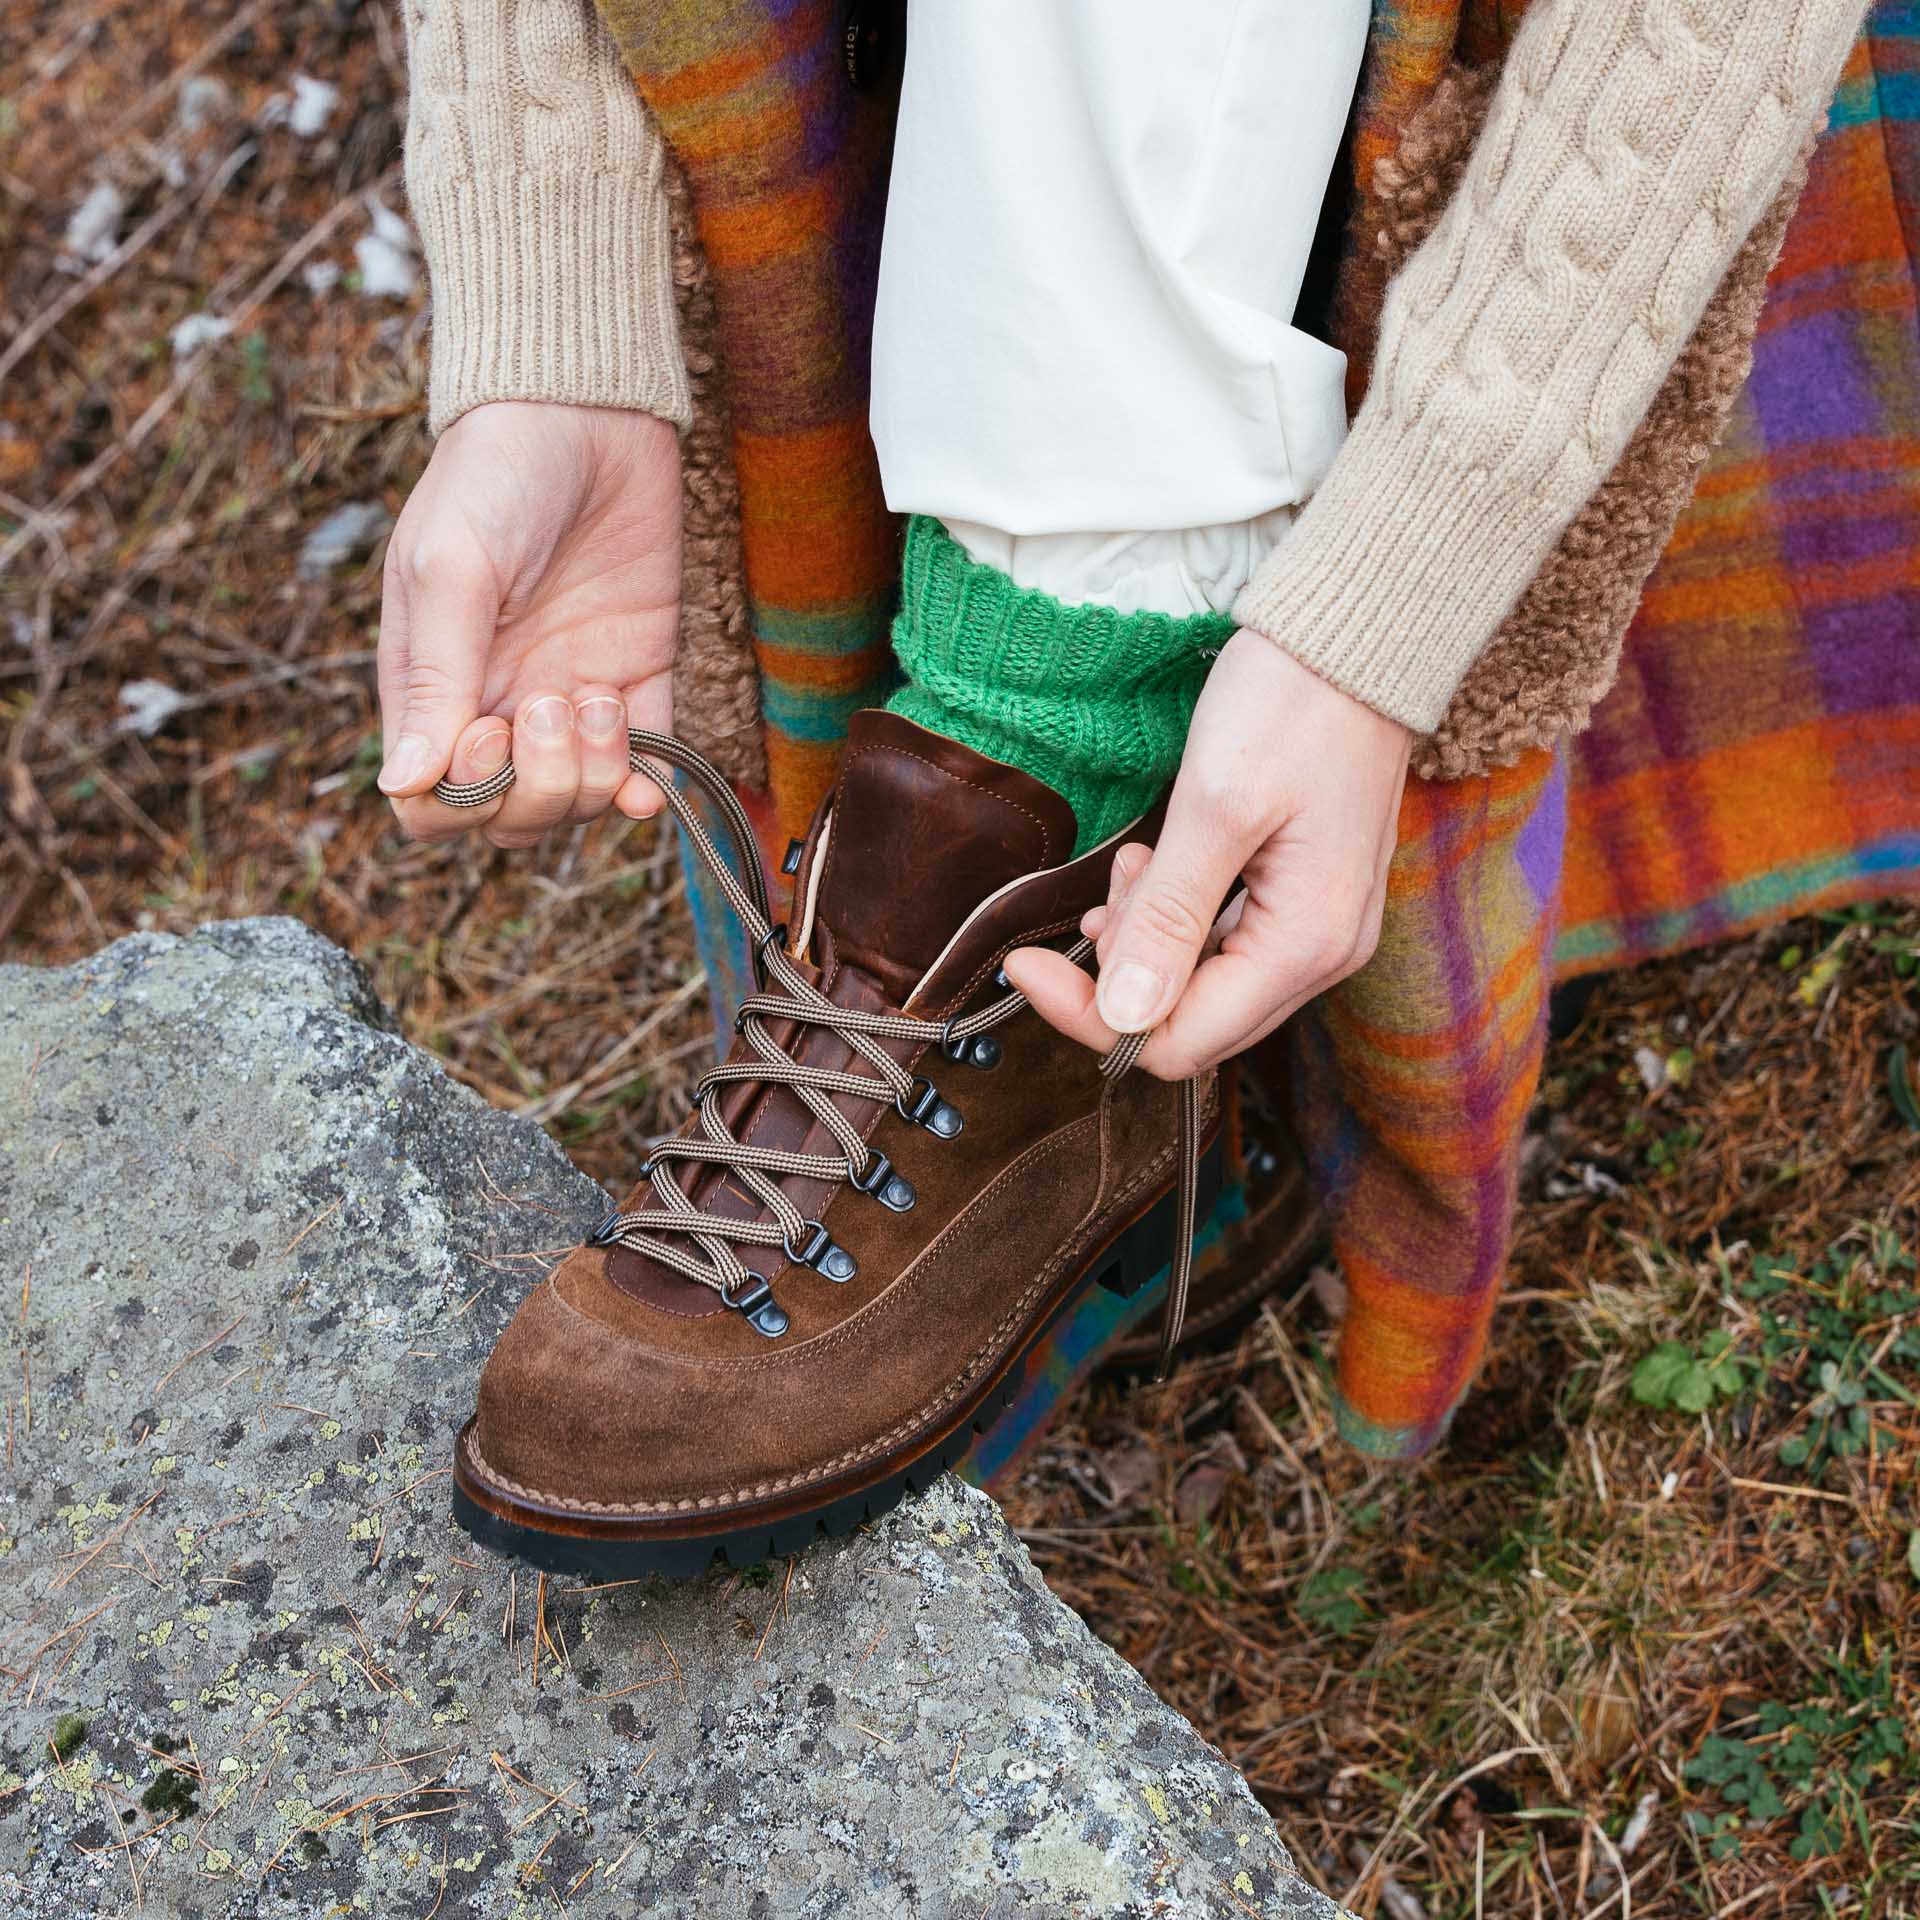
[577,696,625,742]
[1098,960,1165,1033]
[377,732,430,794]
[525,696,573,742]
[470,728,511,773]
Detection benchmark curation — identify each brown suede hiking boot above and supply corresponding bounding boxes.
[1107,1118,1323,1371]
[1106,1057,1326,1371]
[440,711,1215,1577]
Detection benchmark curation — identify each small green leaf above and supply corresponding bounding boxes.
[1906,1528,1920,1583]
[1298,1565,1369,1635]
[1673,1364,1716,1414]
[1889,1045,1920,1132]
[1633,1342,1694,1407]
[1745,1253,1796,1299]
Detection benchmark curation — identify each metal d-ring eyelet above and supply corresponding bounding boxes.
[940,1019,1002,1071]
[851,1149,915,1212]
[721,1272,791,1338]
[751,922,790,988]
[896,1075,964,1139]
[783,1218,858,1282]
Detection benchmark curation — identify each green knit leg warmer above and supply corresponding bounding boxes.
[884,517,1233,854]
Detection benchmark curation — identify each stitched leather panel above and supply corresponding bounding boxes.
[817,710,1077,996]
[909,799,1168,1014]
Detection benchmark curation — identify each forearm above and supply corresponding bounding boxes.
[1235,0,1867,732]
[403,0,691,435]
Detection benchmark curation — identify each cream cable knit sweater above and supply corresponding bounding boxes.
[1231,0,1866,730]
[402,0,1866,733]
[402,0,690,434]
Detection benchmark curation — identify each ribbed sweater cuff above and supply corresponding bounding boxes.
[412,170,692,437]
[1232,416,1575,734]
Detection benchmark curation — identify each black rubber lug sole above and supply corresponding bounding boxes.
[451,1137,1224,1582]
[450,1370,1019,1584]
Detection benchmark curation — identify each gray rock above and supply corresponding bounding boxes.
[0,919,1343,1920]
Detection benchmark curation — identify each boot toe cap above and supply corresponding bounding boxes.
[468,1277,686,1513]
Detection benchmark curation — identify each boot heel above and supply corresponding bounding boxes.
[1092,1136,1224,1300]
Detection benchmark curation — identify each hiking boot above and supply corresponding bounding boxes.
[965,1074,1325,1487]
[442,710,1216,1577]
[1105,1053,1325,1370]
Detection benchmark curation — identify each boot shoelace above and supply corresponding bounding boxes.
[435,732,1202,1376]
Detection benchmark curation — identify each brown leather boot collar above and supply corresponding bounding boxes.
[814,711,1078,995]
[906,800,1168,1016]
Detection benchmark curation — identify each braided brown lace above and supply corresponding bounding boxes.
[434,733,1204,1376]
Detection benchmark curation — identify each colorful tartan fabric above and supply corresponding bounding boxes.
[1264,4,1920,1458]
[1558,16,1920,976]
[595,0,903,866]
[590,0,1920,1462]
[1293,752,1565,1456]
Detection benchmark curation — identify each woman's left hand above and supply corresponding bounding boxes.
[1003,629,1411,1078]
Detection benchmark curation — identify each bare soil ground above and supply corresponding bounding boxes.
[5,7,1917,1915]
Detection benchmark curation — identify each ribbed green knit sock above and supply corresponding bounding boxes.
[884,517,1232,854]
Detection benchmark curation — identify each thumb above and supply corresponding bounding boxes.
[376,535,497,796]
[1094,800,1247,1034]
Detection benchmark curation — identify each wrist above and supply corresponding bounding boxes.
[1219,627,1413,758]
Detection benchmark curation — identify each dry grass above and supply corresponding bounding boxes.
[5,9,1918,1918]
[1004,910,1920,1918]
[1,0,709,1183]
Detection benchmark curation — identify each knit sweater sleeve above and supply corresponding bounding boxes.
[1232,0,1867,734]
[402,0,691,436]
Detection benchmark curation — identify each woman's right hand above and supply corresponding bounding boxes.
[376,400,682,846]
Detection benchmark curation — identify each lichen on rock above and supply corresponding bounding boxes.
[0,919,1344,1918]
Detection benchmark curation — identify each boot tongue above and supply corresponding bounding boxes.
[813,710,1078,993]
